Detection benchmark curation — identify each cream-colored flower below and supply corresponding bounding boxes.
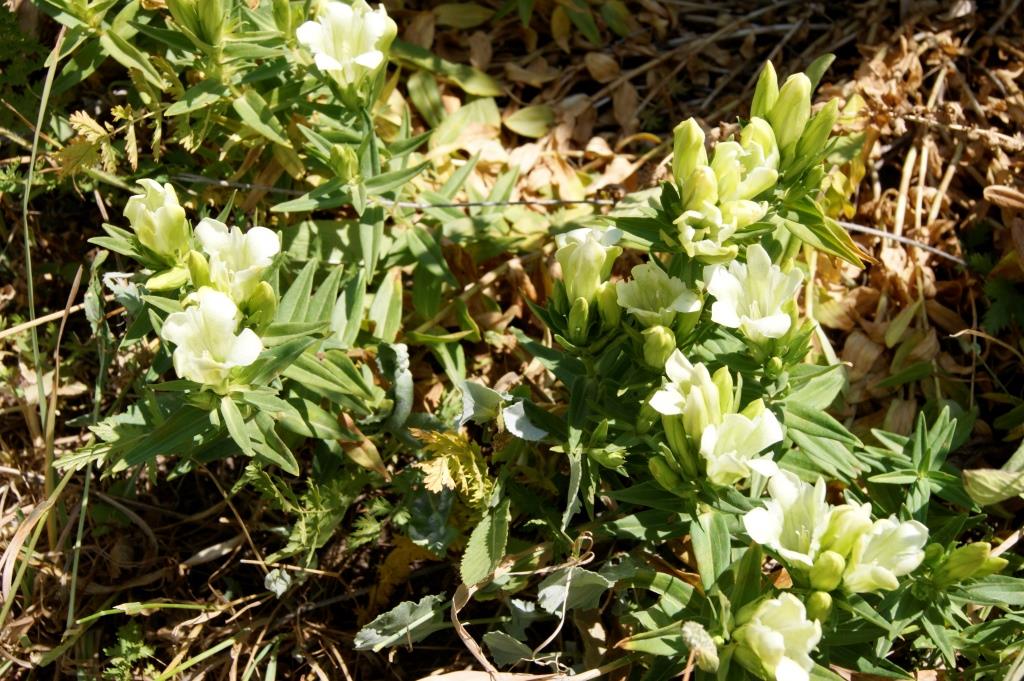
[843,516,929,593]
[743,471,831,569]
[161,287,263,390]
[649,350,733,437]
[296,0,397,102]
[195,218,280,304]
[734,593,822,681]
[699,402,782,487]
[705,243,803,343]
[124,179,190,264]
[555,227,622,305]
[616,263,699,328]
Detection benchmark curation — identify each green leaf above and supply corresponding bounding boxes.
[391,39,502,96]
[276,260,317,324]
[430,97,500,151]
[784,401,860,447]
[690,510,730,592]
[367,267,403,343]
[220,396,254,457]
[165,79,229,116]
[483,631,533,666]
[504,105,554,138]
[353,594,448,652]
[434,3,493,28]
[536,567,613,614]
[956,576,1024,607]
[363,161,429,195]
[460,497,510,585]
[232,89,291,147]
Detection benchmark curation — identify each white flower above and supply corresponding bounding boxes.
[616,263,700,328]
[675,204,740,263]
[195,218,280,304]
[649,350,733,437]
[555,227,622,305]
[124,179,190,263]
[743,472,831,569]
[843,516,929,593]
[705,243,803,343]
[699,404,782,487]
[296,0,397,100]
[161,287,263,390]
[819,501,873,558]
[734,593,822,681]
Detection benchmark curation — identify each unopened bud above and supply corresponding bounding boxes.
[596,281,621,330]
[680,165,719,211]
[768,73,811,156]
[642,325,677,369]
[933,542,1001,586]
[246,280,278,330]
[567,296,590,345]
[806,591,833,622]
[186,250,210,288]
[663,414,698,478]
[649,455,684,493]
[810,550,846,591]
[672,118,707,188]
[750,61,779,119]
[146,266,189,291]
[789,98,840,176]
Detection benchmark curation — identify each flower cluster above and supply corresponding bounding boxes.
[743,471,930,594]
[650,350,783,487]
[122,181,280,392]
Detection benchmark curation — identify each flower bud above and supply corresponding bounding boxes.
[810,550,846,591]
[932,542,1007,586]
[187,250,211,288]
[680,165,719,211]
[649,455,685,493]
[680,621,719,672]
[567,296,590,345]
[767,73,812,156]
[663,414,698,478]
[246,280,278,330]
[806,591,833,622]
[146,266,189,291]
[750,61,779,119]
[555,228,621,305]
[711,366,734,416]
[124,179,190,265]
[595,281,621,330]
[642,325,677,369]
[273,0,291,34]
[789,98,840,175]
[672,118,707,188]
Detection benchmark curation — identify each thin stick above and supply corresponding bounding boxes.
[838,221,965,266]
[22,27,66,521]
[0,300,121,341]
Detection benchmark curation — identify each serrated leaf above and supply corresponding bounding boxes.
[460,497,510,585]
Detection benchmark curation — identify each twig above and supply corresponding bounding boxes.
[838,221,965,266]
[0,299,121,342]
